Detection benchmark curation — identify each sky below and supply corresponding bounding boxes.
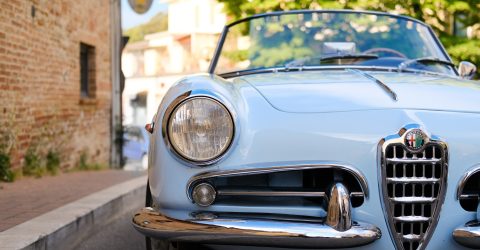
[121,0,168,30]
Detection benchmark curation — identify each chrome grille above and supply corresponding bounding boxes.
[381,128,447,250]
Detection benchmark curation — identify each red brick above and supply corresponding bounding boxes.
[0,0,112,171]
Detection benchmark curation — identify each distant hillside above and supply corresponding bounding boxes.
[124,12,168,42]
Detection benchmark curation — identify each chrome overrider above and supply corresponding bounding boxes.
[326,183,353,231]
[453,221,480,248]
[133,164,382,248]
[453,165,480,248]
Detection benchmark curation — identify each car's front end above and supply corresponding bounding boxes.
[132,10,480,250]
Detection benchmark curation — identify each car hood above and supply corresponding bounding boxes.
[237,70,480,113]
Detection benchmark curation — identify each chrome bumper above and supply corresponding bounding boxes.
[453,220,480,248]
[132,207,381,248]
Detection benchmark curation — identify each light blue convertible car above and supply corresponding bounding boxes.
[133,10,480,250]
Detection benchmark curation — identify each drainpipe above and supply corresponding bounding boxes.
[110,0,122,168]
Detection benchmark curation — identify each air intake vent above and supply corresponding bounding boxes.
[188,164,368,213]
[380,126,447,250]
[457,166,480,211]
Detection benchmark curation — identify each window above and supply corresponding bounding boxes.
[130,91,147,126]
[80,43,96,98]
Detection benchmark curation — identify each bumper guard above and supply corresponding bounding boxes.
[132,207,381,249]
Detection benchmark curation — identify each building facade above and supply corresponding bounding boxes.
[121,0,226,126]
[0,0,116,172]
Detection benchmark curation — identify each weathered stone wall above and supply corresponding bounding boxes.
[0,0,112,170]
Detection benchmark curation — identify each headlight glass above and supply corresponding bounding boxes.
[168,97,234,163]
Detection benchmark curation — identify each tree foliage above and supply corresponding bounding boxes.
[123,12,168,42]
[219,0,480,35]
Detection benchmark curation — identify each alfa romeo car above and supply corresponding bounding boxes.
[132,10,480,250]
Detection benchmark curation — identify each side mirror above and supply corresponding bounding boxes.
[458,61,477,80]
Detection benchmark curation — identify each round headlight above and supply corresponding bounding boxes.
[168,97,234,163]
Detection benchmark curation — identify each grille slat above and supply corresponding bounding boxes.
[390,197,436,203]
[387,158,441,164]
[382,137,447,250]
[387,177,439,184]
[402,234,423,241]
[394,216,430,222]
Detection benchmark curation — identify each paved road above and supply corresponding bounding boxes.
[0,170,145,232]
[74,208,146,250]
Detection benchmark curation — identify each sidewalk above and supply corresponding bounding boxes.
[0,169,146,232]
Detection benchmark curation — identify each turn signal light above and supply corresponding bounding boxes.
[192,183,216,207]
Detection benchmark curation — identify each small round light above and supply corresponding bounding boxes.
[168,97,234,163]
[192,183,216,207]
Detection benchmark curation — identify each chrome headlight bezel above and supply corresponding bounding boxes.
[162,92,235,166]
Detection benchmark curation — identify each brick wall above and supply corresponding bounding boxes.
[0,0,112,170]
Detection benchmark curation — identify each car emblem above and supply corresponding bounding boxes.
[404,129,426,151]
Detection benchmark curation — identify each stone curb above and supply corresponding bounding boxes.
[0,175,147,250]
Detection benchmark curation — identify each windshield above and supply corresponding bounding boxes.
[212,11,454,76]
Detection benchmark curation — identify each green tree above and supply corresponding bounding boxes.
[219,0,480,36]
[123,12,168,42]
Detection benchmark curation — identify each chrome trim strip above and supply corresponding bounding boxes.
[459,194,479,199]
[453,220,480,248]
[216,189,364,201]
[218,65,458,79]
[161,90,238,167]
[133,207,382,248]
[186,163,369,201]
[347,68,398,101]
[225,10,432,29]
[456,164,480,200]
[220,65,399,78]
[378,124,448,250]
[217,189,327,198]
[350,192,365,198]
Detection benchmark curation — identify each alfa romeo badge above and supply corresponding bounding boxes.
[405,129,426,151]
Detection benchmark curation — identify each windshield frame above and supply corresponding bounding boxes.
[208,9,455,77]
